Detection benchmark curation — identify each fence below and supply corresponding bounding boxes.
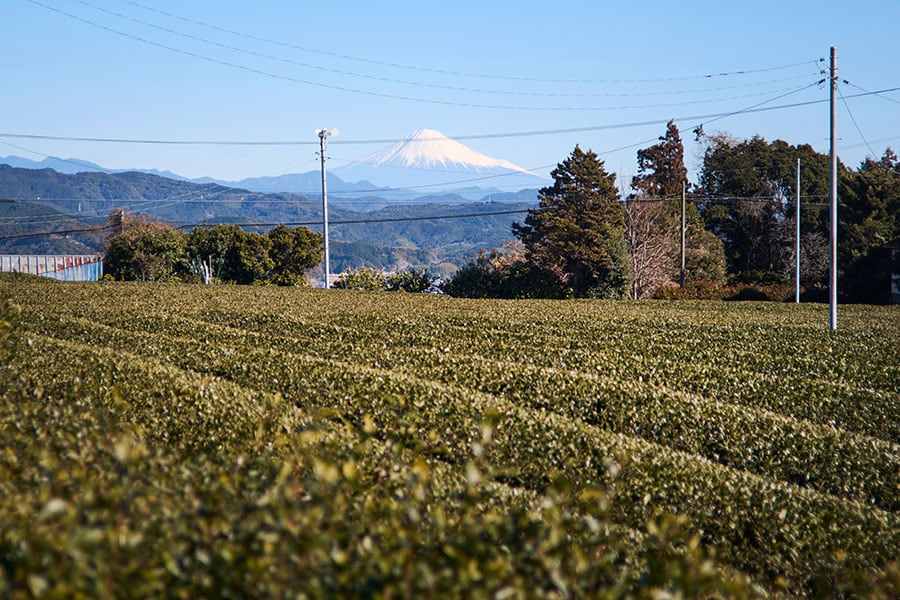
[0,255,104,281]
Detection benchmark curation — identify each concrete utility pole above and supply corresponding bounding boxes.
[680,180,686,287]
[795,157,801,303]
[316,128,339,288]
[829,47,838,330]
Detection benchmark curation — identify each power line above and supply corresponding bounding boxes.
[694,80,824,131]
[176,208,531,230]
[65,0,818,100]
[319,83,827,192]
[843,81,900,106]
[0,224,113,242]
[625,193,830,203]
[6,81,881,149]
[120,0,822,85]
[3,189,841,241]
[0,208,532,242]
[24,0,827,112]
[2,79,894,209]
[839,135,900,151]
[839,82,877,158]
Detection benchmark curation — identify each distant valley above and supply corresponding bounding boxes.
[0,164,537,276]
[0,130,546,275]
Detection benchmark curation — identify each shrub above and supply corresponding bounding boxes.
[442,257,566,299]
[332,267,388,291]
[724,282,794,302]
[653,280,725,300]
[333,268,434,293]
[385,269,432,293]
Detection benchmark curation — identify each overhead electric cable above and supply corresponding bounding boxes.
[119,0,821,85]
[840,135,900,150]
[843,81,900,106]
[692,80,823,132]
[23,0,825,112]
[0,224,112,242]
[65,0,817,99]
[838,82,877,158]
[9,82,890,149]
[174,208,530,230]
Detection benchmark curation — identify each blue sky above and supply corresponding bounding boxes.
[3,0,898,188]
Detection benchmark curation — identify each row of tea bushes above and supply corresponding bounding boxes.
[16,309,900,594]
[3,281,898,596]
[20,307,899,513]
[3,298,761,597]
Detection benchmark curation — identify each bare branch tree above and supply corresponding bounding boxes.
[624,198,677,299]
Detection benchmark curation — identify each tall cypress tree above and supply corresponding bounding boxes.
[513,145,630,298]
[632,120,688,197]
[628,122,725,294]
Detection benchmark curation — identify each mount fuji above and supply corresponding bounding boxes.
[0,129,549,200]
[333,128,548,193]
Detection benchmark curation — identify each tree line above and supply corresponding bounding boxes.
[102,122,898,303]
[443,122,899,304]
[104,216,323,286]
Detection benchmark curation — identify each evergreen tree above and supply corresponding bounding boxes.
[632,120,688,198]
[104,216,187,281]
[838,148,900,303]
[628,122,725,297]
[513,145,630,298]
[698,134,831,284]
[265,224,323,286]
[186,225,272,285]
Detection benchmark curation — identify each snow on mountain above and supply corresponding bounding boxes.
[334,129,547,192]
[360,128,536,173]
[1,129,548,197]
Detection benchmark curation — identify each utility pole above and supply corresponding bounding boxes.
[316,128,338,288]
[680,180,686,287]
[828,47,838,330]
[795,157,801,303]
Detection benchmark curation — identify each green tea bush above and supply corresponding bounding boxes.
[653,280,725,300]
[3,280,898,597]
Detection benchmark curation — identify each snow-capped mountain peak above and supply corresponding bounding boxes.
[366,128,533,173]
[334,128,545,192]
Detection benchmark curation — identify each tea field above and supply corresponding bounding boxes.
[1,277,898,598]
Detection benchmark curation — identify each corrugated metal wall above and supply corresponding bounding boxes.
[0,255,103,281]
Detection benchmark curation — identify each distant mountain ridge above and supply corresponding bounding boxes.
[235,171,382,196]
[1,129,549,198]
[0,155,189,181]
[0,164,537,275]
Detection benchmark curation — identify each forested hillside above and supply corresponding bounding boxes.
[0,165,535,273]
